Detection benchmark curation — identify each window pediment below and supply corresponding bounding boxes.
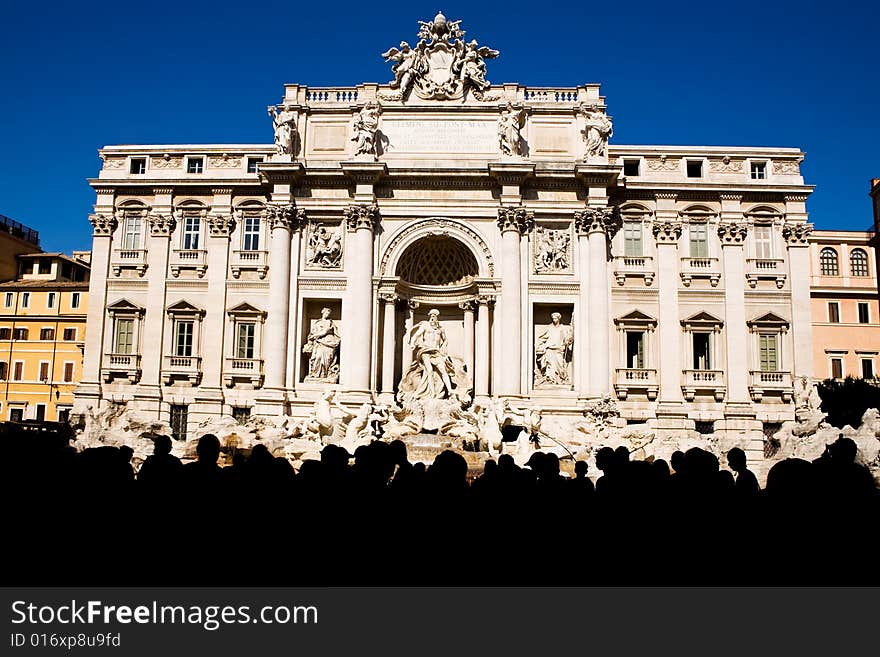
[681,311,724,331]
[106,298,144,316]
[747,311,789,331]
[227,301,266,321]
[614,310,657,331]
[166,299,205,318]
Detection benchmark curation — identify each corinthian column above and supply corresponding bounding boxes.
[575,206,619,397]
[142,212,175,390]
[652,217,684,406]
[474,294,493,399]
[343,204,379,392]
[262,204,305,392]
[497,206,533,396]
[718,215,750,404]
[782,199,814,380]
[80,213,118,387]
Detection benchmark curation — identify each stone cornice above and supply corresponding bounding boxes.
[497,206,534,234]
[717,221,749,244]
[88,213,117,236]
[343,204,380,232]
[652,221,683,243]
[718,193,743,202]
[782,221,813,246]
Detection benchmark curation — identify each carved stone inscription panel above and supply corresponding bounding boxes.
[382,119,496,155]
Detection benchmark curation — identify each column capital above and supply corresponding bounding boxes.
[497,206,534,234]
[88,213,117,236]
[406,299,420,311]
[208,213,236,237]
[476,293,497,305]
[379,291,398,303]
[458,300,477,312]
[717,221,749,244]
[344,203,380,233]
[652,220,682,244]
[264,203,306,232]
[147,213,176,237]
[574,206,620,237]
[782,221,813,246]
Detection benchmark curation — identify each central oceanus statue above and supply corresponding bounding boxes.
[397,308,472,406]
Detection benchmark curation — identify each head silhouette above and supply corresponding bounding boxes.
[574,460,589,479]
[196,434,221,465]
[153,434,173,456]
[727,447,747,473]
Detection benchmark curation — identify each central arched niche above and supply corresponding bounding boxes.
[395,235,479,287]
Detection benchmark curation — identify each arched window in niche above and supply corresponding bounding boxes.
[820,247,839,276]
[851,248,869,277]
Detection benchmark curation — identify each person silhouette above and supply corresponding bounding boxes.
[727,447,759,498]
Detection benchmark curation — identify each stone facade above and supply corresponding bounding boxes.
[74,13,815,466]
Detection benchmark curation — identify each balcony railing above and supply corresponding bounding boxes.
[111,249,148,277]
[612,255,654,286]
[746,258,786,289]
[170,249,207,278]
[162,354,202,385]
[614,368,658,400]
[682,369,726,401]
[680,257,721,287]
[101,353,141,383]
[748,370,793,402]
[223,357,264,388]
[230,250,268,279]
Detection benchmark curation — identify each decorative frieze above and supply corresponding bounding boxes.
[646,155,678,171]
[89,213,118,236]
[102,157,126,169]
[151,155,182,169]
[497,206,534,234]
[533,225,571,274]
[305,222,344,269]
[717,222,749,244]
[774,161,801,175]
[781,221,813,246]
[343,204,380,232]
[208,155,242,168]
[708,157,744,173]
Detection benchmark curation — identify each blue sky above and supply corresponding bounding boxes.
[1,0,877,252]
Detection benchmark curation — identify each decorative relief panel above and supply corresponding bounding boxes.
[708,157,745,173]
[209,155,243,168]
[102,157,126,169]
[305,222,344,270]
[533,225,572,274]
[646,155,679,171]
[773,160,801,175]
[151,155,183,169]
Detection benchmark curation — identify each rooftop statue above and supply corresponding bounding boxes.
[381,11,499,102]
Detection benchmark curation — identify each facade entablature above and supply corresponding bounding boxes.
[611,145,807,187]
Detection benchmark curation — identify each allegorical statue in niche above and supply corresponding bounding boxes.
[397,309,471,405]
[534,227,570,273]
[268,105,298,157]
[498,102,526,157]
[351,101,383,157]
[306,223,343,269]
[303,307,341,383]
[581,105,613,159]
[534,312,574,386]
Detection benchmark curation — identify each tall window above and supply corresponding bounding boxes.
[39,362,49,382]
[13,362,23,381]
[0,362,7,380]
[693,333,711,369]
[21,292,29,308]
[175,320,194,357]
[689,222,708,258]
[758,333,779,371]
[828,302,840,323]
[820,247,839,276]
[851,248,869,276]
[182,215,200,250]
[750,161,767,180]
[247,157,262,174]
[63,362,74,382]
[236,322,256,359]
[623,221,642,257]
[114,319,134,354]
[753,225,773,259]
[123,214,142,249]
[47,292,55,308]
[858,302,870,324]
[626,331,645,369]
[862,358,875,379]
[4,293,12,308]
[831,357,843,379]
[170,405,188,441]
[243,216,261,251]
[71,292,81,309]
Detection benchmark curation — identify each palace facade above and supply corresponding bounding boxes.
[74,13,816,456]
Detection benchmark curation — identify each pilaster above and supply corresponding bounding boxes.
[496,206,532,396]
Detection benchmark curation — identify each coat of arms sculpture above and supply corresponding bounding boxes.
[380,11,500,102]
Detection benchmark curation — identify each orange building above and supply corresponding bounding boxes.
[810,229,880,381]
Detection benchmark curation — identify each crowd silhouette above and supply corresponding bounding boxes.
[3,425,878,585]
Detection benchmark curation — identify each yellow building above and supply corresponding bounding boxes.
[810,229,880,381]
[0,253,90,422]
